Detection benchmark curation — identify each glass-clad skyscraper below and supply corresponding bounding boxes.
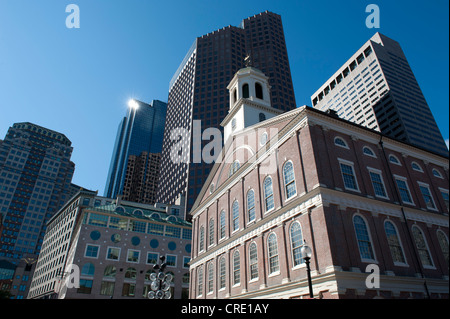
[104,99,167,200]
[311,33,448,157]
[156,11,297,217]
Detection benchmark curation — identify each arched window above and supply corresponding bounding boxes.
[290,222,304,267]
[231,118,237,131]
[207,262,214,293]
[255,82,263,99]
[263,176,274,212]
[247,189,256,222]
[384,221,406,264]
[437,230,449,266]
[229,160,240,177]
[199,226,205,252]
[81,263,95,276]
[412,226,433,267]
[233,250,240,285]
[232,201,239,231]
[242,83,249,98]
[219,257,226,289]
[249,242,258,280]
[103,265,116,278]
[353,215,375,261]
[411,162,423,172]
[389,155,401,165]
[267,233,279,274]
[219,210,226,239]
[283,161,297,199]
[334,137,348,148]
[208,218,214,246]
[125,267,137,279]
[259,112,266,122]
[197,266,203,296]
[432,168,443,178]
[232,88,237,104]
[363,146,376,157]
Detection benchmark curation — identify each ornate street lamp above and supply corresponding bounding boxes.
[148,256,173,299]
[301,243,314,298]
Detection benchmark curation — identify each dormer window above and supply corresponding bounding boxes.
[242,83,249,98]
[255,82,263,99]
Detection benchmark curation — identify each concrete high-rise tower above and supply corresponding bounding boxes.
[156,11,297,217]
[311,33,448,157]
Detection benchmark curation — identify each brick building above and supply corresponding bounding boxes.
[188,67,449,299]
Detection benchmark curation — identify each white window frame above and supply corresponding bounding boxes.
[126,249,141,263]
[334,136,349,149]
[362,146,376,158]
[394,175,415,206]
[383,220,408,267]
[106,246,121,261]
[367,167,389,199]
[84,244,100,259]
[353,214,377,263]
[338,158,360,192]
[417,181,438,211]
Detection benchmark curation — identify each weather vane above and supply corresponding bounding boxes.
[244,53,253,67]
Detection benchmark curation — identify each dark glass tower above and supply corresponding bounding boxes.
[104,99,167,200]
[156,11,297,217]
[0,122,75,262]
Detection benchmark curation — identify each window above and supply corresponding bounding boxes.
[411,162,423,172]
[255,82,263,99]
[147,252,159,265]
[81,263,95,276]
[229,160,240,177]
[207,262,214,293]
[231,118,237,131]
[107,247,120,261]
[78,279,93,294]
[242,83,249,98]
[263,176,274,212]
[267,233,279,274]
[232,201,239,231]
[199,226,205,251]
[339,161,359,191]
[259,112,266,122]
[395,177,414,205]
[412,226,434,268]
[103,266,116,278]
[247,189,256,223]
[124,267,137,279]
[100,281,115,296]
[233,250,240,285]
[232,88,237,104]
[389,155,401,165]
[363,146,376,157]
[384,221,406,264]
[290,222,304,267]
[353,215,375,261]
[127,250,140,263]
[166,255,177,267]
[283,161,296,199]
[249,242,258,280]
[432,169,443,178]
[85,245,99,258]
[334,137,348,148]
[219,257,226,290]
[368,169,388,198]
[418,183,436,210]
[219,210,226,239]
[197,267,203,296]
[440,189,449,212]
[208,218,214,246]
[437,230,449,266]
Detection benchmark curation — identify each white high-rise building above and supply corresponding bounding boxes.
[311,33,448,157]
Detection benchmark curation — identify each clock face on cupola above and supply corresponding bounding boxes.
[221,56,283,144]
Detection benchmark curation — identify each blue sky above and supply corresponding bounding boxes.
[0,0,448,194]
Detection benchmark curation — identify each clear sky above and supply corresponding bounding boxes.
[0,0,448,195]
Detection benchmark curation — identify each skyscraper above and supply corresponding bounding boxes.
[311,32,448,157]
[104,99,167,200]
[0,122,75,262]
[156,11,297,216]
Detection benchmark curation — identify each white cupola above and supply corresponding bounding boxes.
[221,60,282,143]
